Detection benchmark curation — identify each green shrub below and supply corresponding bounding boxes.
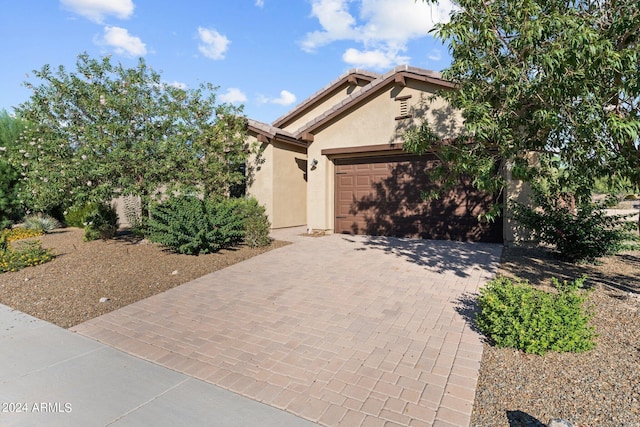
[64,203,99,228]
[23,213,61,233]
[83,202,119,241]
[146,195,248,255]
[476,276,595,355]
[146,196,210,255]
[512,191,638,262]
[0,240,54,273]
[242,197,271,247]
[207,197,247,250]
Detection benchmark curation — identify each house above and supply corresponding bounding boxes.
[246,65,525,244]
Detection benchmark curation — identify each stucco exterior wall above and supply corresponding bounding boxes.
[250,70,524,243]
[246,135,307,229]
[503,175,533,246]
[306,80,460,232]
[246,136,275,225]
[111,195,141,229]
[279,81,369,134]
[271,141,307,228]
[503,154,537,246]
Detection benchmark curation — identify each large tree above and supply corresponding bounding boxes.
[406,0,640,207]
[7,53,249,214]
[0,110,26,227]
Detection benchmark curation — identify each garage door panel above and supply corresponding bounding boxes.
[355,190,372,199]
[334,155,502,243]
[337,175,354,186]
[338,191,355,201]
[356,175,372,186]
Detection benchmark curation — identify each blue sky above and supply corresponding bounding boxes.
[0,0,454,124]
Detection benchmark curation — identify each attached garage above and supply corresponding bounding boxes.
[333,154,503,243]
[248,66,520,245]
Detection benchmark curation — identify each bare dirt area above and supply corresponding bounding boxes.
[0,227,288,329]
[472,246,640,427]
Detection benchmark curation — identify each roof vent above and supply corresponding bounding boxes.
[395,95,412,120]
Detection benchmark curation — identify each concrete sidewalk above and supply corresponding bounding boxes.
[0,304,318,427]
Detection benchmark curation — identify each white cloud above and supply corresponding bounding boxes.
[97,26,147,56]
[219,88,247,104]
[342,48,408,69]
[301,0,455,69]
[197,27,230,60]
[61,0,134,23]
[272,90,297,106]
[255,0,264,7]
[258,90,297,106]
[300,0,358,52]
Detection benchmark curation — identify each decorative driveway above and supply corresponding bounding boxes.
[72,229,502,426]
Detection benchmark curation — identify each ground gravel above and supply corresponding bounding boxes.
[0,227,288,328]
[471,246,640,427]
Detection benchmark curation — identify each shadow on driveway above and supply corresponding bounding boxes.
[343,235,503,278]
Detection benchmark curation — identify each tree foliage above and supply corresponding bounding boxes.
[6,53,250,214]
[0,110,26,227]
[408,0,640,205]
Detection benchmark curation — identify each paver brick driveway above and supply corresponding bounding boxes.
[73,230,502,426]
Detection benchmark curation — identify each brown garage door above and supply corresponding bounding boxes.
[334,154,503,243]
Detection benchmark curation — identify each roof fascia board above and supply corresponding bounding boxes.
[321,142,405,157]
[247,120,308,148]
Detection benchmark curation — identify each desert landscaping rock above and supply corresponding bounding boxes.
[472,246,640,426]
[548,419,574,427]
[0,228,288,328]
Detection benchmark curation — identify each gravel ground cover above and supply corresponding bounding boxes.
[471,246,640,427]
[0,227,288,328]
[1,226,638,426]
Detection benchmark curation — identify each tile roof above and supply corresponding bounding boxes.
[247,118,295,139]
[293,65,451,136]
[250,65,452,146]
[247,118,307,147]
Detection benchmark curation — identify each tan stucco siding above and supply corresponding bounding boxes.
[280,82,369,134]
[306,81,460,232]
[504,175,532,246]
[246,135,307,229]
[401,79,464,139]
[504,154,537,246]
[246,136,275,225]
[270,141,307,228]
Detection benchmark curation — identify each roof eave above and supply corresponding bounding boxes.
[247,120,308,148]
[271,70,380,128]
[295,68,455,137]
